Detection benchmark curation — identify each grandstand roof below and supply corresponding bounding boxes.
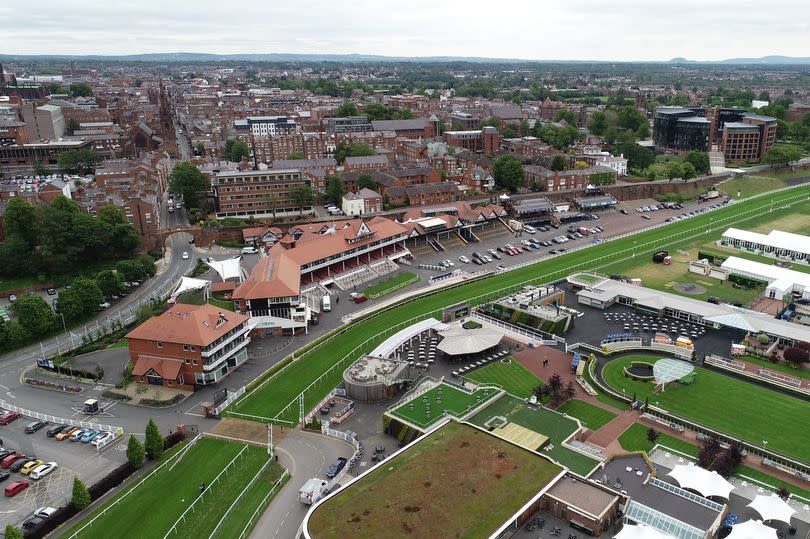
[722,228,810,257]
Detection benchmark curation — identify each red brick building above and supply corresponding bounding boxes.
[444,126,500,153]
[125,304,251,391]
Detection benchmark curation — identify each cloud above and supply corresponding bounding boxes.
[2,0,809,60]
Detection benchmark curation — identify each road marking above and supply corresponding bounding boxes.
[184,412,206,418]
[0,384,9,391]
[5,392,15,399]
[184,401,205,414]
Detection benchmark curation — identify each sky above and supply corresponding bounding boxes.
[2,0,809,61]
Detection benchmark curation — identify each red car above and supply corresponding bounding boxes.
[0,412,20,425]
[5,479,28,497]
[350,293,368,304]
[1,454,25,469]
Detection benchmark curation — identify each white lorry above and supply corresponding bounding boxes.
[299,478,329,505]
[322,295,332,312]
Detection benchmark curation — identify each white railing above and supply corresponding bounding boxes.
[163,444,250,538]
[234,469,290,539]
[471,311,558,343]
[212,386,246,416]
[65,433,202,539]
[321,423,362,486]
[0,400,123,436]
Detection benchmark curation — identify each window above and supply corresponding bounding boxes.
[192,360,198,365]
[185,358,190,364]
[191,346,196,352]
[156,341,162,348]
[183,345,189,351]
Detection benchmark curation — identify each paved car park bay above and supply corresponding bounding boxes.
[0,417,128,530]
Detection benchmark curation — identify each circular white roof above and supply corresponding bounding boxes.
[653,357,695,384]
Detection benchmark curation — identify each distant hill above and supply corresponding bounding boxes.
[670,55,810,65]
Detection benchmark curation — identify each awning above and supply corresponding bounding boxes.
[436,327,503,356]
[614,523,676,539]
[667,464,734,499]
[747,493,796,524]
[725,519,778,539]
[205,256,243,282]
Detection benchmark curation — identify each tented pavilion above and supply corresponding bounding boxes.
[204,256,244,283]
[436,326,504,363]
[666,464,734,500]
[725,519,778,539]
[747,493,796,525]
[614,523,676,539]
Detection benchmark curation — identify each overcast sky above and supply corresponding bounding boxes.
[2,0,808,61]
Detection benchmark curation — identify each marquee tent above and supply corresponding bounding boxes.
[747,493,796,524]
[725,519,778,539]
[666,464,734,499]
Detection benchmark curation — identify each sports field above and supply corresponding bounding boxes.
[388,382,498,429]
[468,394,600,476]
[306,421,563,539]
[227,185,810,425]
[363,272,419,298]
[602,355,810,463]
[462,358,544,398]
[556,399,617,431]
[65,438,276,539]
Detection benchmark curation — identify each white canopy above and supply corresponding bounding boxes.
[205,256,243,282]
[666,464,734,499]
[369,318,447,359]
[725,519,778,539]
[436,327,504,356]
[170,276,211,302]
[614,524,675,539]
[748,493,796,524]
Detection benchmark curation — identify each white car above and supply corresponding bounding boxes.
[91,432,114,447]
[443,259,455,267]
[34,507,57,519]
[182,252,189,260]
[30,462,58,480]
[458,255,470,263]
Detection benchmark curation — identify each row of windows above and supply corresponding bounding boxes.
[300,235,406,270]
[217,174,301,185]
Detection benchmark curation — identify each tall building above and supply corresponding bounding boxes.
[233,116,297,137]
[444,126,500,153]
[212,168,312,219]
[327,115,373,133]
[21,103,65,141]
[653,107,777,161]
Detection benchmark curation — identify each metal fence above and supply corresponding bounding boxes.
[212,386,246,416]
[0,399,123,436]
[234,469,290,539]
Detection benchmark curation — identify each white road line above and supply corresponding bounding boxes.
[184,401,205,414]
[5,392,15,399]
[184,412,206,418]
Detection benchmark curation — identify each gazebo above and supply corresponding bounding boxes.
[436,327,503,358]
[614,523,675,539]
[725,519,778,539]
[747,493,796,525]
[666,464,734,499]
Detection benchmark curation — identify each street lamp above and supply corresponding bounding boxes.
[58,312,67,334]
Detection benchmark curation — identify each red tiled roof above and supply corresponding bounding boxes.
[126,304,249,346]
[132,356,183,380]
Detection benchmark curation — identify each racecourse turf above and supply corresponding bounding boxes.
[227,185,810,436]
[602,355,810,463]
[388,383,499,429]
[556,399,617,431]
[462,358,544,398]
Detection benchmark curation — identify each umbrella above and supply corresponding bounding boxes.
[747,493,796,524]
[725,519,778,539]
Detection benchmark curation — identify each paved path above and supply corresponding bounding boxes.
[586,409,639,448]
[251,429,354,539]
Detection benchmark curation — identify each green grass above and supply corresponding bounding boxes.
[462,359,543,399]
[209,462,288,539]
[618,423,810,501]
[556,399,617,431]
[208,297,235,311]
[602,355,810,462]
[719,175,788,199]
[389,383,498,429]
[0,258,121,293]
[227,185,810,425]
[65,438,272,539]
[363,272,419,298]
[307,422,563,539]
[107,337,128,349]
[468,394,600,476]
[738,354,810,381]
[583,357,628,410]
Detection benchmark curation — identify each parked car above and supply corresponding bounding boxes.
[8,295,16,303]
[91,432,115,448]
[349,293,367,304]
[98,302,111,310]
[490,252,502,260]
[5,480,28,497]
[22,516,43,530]
[21,460,44,475]
[182,251,190,260]
[641,214,651,220]
[30,462,58,480]
[0,412,20,425]
[619,208,628,215]
[496,264,507,271]
[56,427,78,441]
[47,424,69,438]
[34,507,57,519]
[482,255,492,263]
[69,429,86,442]
[1,454,25,468]
[46,288,56,296]
[326,457,348,478]
[472,258,483,265]
[81,430,101,443]
[458,255,470,264]
[0,450,14,462]
[0,472,9,482]
[10,457,34,472]
[25,421,47,434]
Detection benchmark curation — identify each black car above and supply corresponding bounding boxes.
[548,250,557,254]
[46,288,56,295]
[0,472,9,482]
[472,258,483,265]
[490,252,502,260]
[619,208,628,215]
[550,223,559,229]
[22,516,44,530]
[47,424,69,438]
[0,450,14,461]
[558,248,567,253]
[25,420,47,434]
[10,456,34,472]
[326,457,348,478]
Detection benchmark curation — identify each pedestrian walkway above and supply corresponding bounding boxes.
[586,409,639,448]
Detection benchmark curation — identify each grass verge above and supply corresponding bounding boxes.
[556,399,617,431]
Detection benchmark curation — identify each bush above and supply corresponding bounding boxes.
[144,418,164,460]
[783,347,810,365]
[4,525,23,539]
[728,273,767,290]
[126,435,145,469]
[756,334,770,345]
[72,477,91,510]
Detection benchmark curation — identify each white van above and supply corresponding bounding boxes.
[322,295,332,312]
[241,246,258,255]
[523,224,536,234]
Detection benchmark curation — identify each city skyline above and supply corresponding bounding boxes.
[3,0,809,61]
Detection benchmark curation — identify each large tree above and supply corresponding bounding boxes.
[57,277,104,321]
[126,434,145,469]
[144,418,164,460]
[69,82,93,97]
[223,139,250,163]
[57,148,103,174]
[72,477,91,510]
[324,175,346,206]
[96,270,125,298]
[65,118,80,135]
[169,162,210,209]
[616,142,655,171]
[492,155,525,193]
[356,172,376,191]
[762,146,802,167]
[290,184,315,216]
[616,106,647,132]
[334,142,375,164]
[550,154,566,171]
[554,109,578,125]
[10,294,56,338]
[3,197,39,246]
[685,150,711,175]
[335,102,358,117]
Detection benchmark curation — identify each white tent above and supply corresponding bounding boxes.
[666,464,734,499]
[205,257,243,282]
[747,493,796,524]
[725,519,778,539]
[614,523,675,539]
[436,327,503,356]
[170,276,211,302]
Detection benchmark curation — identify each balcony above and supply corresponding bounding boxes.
[203,336,251,371]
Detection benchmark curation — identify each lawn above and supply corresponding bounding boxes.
[618,422,810,501]
[107,337,128,349]
[462,358,543,399]
[363,272,419,298]
[227,184,810,424]
[601,355,810,462]
[556,399,617,431]
[65,438,273,539]
[209,297,235,311]
[718,175,788,199]
[307,422,563,539]
[388,383,498,430]
[468,394,600,476]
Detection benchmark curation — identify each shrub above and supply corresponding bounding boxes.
[144,418,164,460]
[783,347,810,365]
[126,435,145,469]
[756,334,770,345]
[72,477,91,510]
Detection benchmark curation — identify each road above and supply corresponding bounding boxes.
[251,429,354,539]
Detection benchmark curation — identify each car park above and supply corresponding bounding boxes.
[25,420,47,434]
[21,459,44,475]
[30,462,58,480]
[0,412,20,425]
[5,480,28,497]
[326,457,348,478]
